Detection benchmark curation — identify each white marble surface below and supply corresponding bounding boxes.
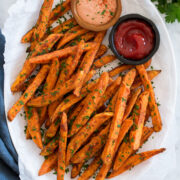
[0,0,179,179]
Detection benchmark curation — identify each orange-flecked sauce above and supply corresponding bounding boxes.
[76,0,117,25]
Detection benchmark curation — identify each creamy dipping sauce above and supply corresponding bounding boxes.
[76,0,117,25]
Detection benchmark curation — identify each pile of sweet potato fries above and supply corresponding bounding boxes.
[7,0,165,179]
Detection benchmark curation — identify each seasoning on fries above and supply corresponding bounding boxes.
[8,65,49,121]
[28,42,97,64]
[57,112,68,180]
[136,65,162,132]
[8,1,165,179]
[101,69,136,165]
[11,34,61,92]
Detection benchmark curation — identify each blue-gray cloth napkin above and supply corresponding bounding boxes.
[0,29,19,180]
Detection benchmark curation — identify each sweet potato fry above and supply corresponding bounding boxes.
[93,55,116,69]
[144,59,152,69]
[57,112,68,180]
[65,73,109,116]
[136,65,162,132]
[25,105,33,139]
[21,77,35,92]
[108,148,165,178]
[66,112,113,165]
[73,31,106,96]
[26,128,31,139]
[105,91,118,112]
[28,69,96,108]
[113,127,154,171]
[108,59,152,78]
[123,88,142,121]
[109,65,133,77]
[97,76,122,109]
[97,164,111,180]
[61,40,85,80]
[11,34,61,92]
[95,44,108,59]
[78,31,95,41]
[45,117,61,138]
[49,69,96,122]
[49,68,95,120]
[28,42,96,64]
[47,59,71,120]
[38,151,58,176]
[8,65,49,121]
[130,91,149,150]
[83,69,97,83]
[40,133,59,156]
[32,0,54,43]
[71,163,84,178]
[48,100,61,120]
[140,127,154,144]
[131,70,161,90]
[24,106,43,149]
[114,142,131,170]
[45,58,60,90]
[39,58,60,125]
[46,100,69,130]
[78,156,102,180]
[57,26,89,49]
[27,75,76,107]
[31,34,63,57]
[96,118,133,180]
[66,31,95,47]
[21,27,35,43]
[48,0,71,26]
[51,18,77,34]
[101,69,136,165]
[71,124,110,164]
[28,41,38,53]
[21,7,43,45]
[59,57,74,85]
[46,40,85,119]
[69,72,109,137]
[65,77,105,125]
[68,100,86,126]
[115,118,133,152]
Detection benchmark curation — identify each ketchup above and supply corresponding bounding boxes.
[114,20,154,60]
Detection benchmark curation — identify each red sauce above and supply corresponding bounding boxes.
[114,20,154,60]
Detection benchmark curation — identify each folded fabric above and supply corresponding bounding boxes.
[0,29,19,179]
[0,139,18,173]
[0,161,19,180]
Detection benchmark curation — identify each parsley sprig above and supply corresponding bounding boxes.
[152,0,180,23]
